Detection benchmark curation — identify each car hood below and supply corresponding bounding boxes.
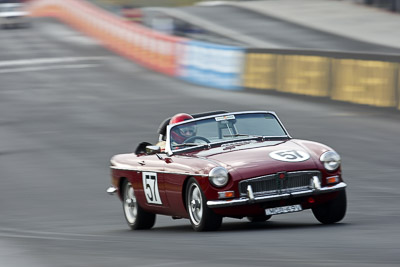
[194,139,321,179]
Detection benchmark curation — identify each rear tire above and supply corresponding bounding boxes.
[122,180,156,230]
[312,190,347,224]
[186,178,222,231]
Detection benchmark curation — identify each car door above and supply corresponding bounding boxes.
[133,154,171,213]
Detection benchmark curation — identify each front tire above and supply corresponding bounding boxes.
[312,190,347,224]
[186,178,222,231]
[247,215,272,223]
[122,180,156,230]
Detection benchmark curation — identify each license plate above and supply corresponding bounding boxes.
[265,204,302,216]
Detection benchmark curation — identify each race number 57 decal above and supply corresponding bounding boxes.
[142,172,162,205]
[269,150,310,162]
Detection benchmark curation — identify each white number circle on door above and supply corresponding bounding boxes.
[269,150,310,162]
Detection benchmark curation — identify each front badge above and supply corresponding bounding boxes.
[269,150,310,162]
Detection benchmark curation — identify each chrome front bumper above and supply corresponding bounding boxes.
[207,182,347,208]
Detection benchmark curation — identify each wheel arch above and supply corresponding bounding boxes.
[118,177,127,200]
[182,175,210,213]
[182,175,193,213]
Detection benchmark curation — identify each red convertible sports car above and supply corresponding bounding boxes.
[107,111,347,231]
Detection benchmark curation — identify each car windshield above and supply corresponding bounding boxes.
[168,112,288,151]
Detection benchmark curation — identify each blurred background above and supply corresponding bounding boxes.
[91,0,400,10]
[1,0,400,266]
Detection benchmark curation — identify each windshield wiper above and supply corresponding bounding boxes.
[173,142,209,148]
[223,134,250,137]
[256,136,290,142]
[223,134,289,141]
[180,142,202,147]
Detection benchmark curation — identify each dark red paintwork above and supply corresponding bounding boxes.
[110,138,343,219]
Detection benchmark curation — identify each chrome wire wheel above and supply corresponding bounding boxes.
[121,180,156,230]
[186,178,222,231]
[123,181,137,225]
[188,183,203,226]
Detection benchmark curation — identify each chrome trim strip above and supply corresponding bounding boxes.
[311,176,321,190]
[207,182,347,208]
[110,166,209,177]
[247,185,255,201]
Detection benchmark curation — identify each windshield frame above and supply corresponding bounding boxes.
[165,111,291,155]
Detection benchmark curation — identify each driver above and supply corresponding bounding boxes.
[156,113,196,151]
[170,113,196,144]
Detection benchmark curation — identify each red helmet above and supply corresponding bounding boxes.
[170,113,193,125]
[170,113,195,143]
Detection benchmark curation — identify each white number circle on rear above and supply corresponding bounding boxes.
[269,150,310,162]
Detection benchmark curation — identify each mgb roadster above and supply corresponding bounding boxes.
[107,111,347,231]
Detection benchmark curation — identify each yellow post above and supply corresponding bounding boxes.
[398,65,400,110]
[276,55,330,97]
[242,53,277,90]
[331,59,397,107]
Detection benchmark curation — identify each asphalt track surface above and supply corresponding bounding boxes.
[1,18,400,267]
[178,5,400,53]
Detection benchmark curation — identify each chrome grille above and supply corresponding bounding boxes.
[239,171,321,196]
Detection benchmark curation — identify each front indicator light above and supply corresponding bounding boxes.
[326,175,339,185]
[218,191,235,199]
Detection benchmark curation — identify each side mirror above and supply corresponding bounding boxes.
[146,145,161,155]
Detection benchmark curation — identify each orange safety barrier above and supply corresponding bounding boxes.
[28,0,184,76]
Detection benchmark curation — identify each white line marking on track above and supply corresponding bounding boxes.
[0,57,108,67]
[0,64,100,74]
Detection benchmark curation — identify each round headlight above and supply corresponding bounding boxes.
[320,151,341,171]
[209,167,229,187]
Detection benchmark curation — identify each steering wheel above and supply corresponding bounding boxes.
[184,136,211,144]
